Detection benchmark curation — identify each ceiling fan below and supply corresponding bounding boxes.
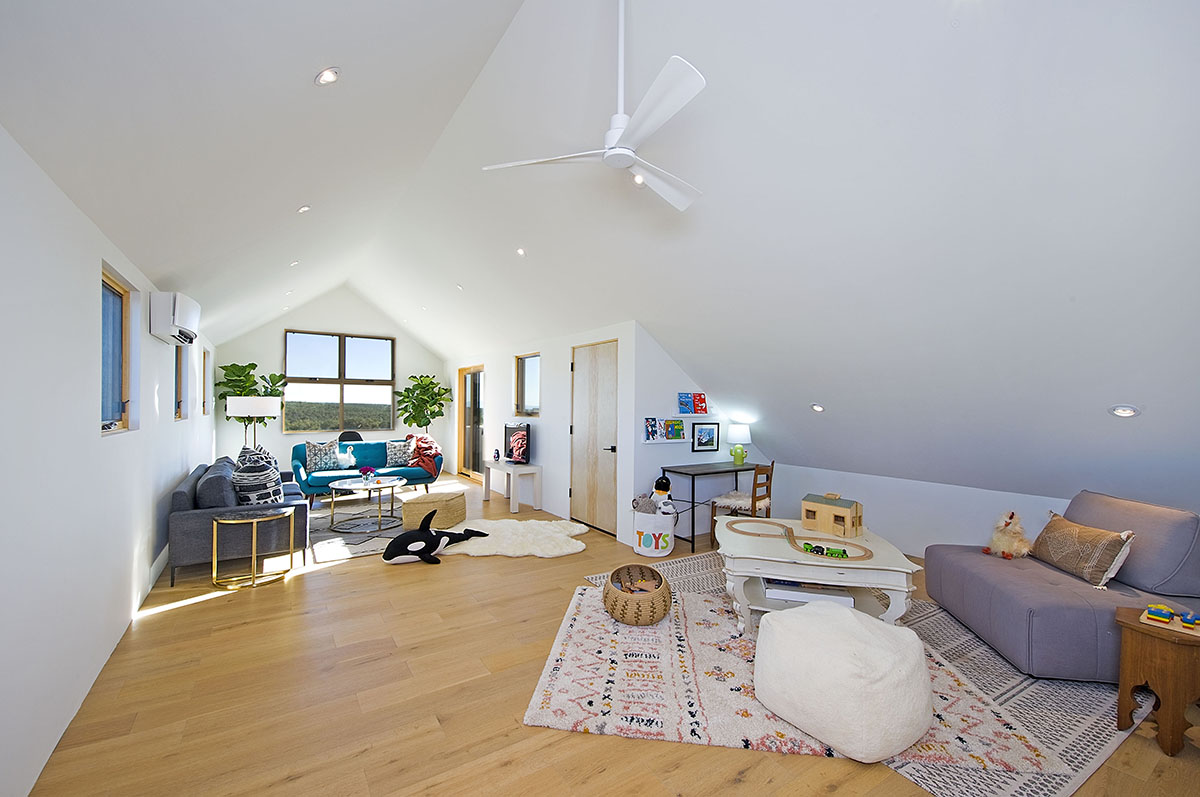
[482,0,706,211]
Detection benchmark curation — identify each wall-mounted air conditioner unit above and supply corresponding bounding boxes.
[150,291,201,345]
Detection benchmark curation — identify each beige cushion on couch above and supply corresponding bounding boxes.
[1031,513,1133,587]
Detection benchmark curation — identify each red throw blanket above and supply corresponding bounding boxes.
[407,434,442,477]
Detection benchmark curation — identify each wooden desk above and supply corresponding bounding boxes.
[660,461,762,552]
[1115,606,1200,756]
[483,460,543,513]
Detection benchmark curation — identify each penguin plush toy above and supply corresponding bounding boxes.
[381,509,488,565]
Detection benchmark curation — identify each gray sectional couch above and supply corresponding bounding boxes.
[167,457,309,586]
[925,490,1200,683]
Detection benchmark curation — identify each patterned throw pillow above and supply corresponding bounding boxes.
[386,439,413,467]
[254,443,278,470]
[305,440,339,472]
[1031,513,1135,588]
[232,447,284,506]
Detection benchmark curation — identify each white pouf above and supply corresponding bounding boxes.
[754,601,932,763]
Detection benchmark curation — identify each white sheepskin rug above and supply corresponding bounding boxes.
[439,518,589,558]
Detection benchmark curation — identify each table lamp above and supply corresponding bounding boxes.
[225,395,282,446]
[728,423,751,466]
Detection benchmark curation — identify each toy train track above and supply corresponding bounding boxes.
[725,519,874,561]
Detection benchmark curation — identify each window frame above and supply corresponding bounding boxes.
[514,352,541,417]
[282,329,396,433]
[173,346,189,421]
[101,270,131,434]
[202,349,211,415]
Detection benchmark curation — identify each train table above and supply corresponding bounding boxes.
[714,516,920,632]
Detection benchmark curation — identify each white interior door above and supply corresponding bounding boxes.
[570,340,618,533]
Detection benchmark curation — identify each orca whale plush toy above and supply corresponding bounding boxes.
[381,509,488,565]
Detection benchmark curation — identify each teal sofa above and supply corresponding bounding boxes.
[290,440,443,503]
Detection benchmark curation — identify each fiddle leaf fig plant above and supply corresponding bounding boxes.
[394,374,453,433]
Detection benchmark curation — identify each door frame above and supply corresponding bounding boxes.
[569,338,619,535]
[457,364,485,483]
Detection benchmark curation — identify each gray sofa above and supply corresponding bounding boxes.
[168,457,309,586]
[925,490,1200,683]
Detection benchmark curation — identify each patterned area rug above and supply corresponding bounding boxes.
[534,557,1152,797]
[308,497,397,563]
[584,551,725,593]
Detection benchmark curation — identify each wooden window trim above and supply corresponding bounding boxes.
[101,270,131,434]
[202,349,211,415]
[514,352,540,417]
[281,329,396,433]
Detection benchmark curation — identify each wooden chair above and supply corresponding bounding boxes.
[710,460,774,538]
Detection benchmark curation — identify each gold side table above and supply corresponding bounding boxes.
[211,506,296,589]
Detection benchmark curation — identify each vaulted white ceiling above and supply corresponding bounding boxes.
[3,1,1198,511]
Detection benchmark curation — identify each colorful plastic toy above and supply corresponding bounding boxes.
[801,541,849,559]
[1145,604,1175,624]
[1179,611,1197,630]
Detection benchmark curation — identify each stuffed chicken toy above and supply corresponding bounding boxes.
[982,511,1032,560]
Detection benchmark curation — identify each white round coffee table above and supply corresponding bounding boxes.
[328,476,407,533]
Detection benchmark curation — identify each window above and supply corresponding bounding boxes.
[515,353,540,416]
[202,349,211,414]
[101,271,130,432]
[283,330,394,432]
[173,346,189,420]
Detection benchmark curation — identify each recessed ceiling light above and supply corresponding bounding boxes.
[285,290,293,296]
[282,306,290,311]
[516,248,525,257]
[632,173,645,186]
[810,404,825,413]
[289,260,299,267]
[297,205,311,214]
[456,284,464,291]
[421,306,427,311]
[1108,404,1141,418]
[314,67,340,86]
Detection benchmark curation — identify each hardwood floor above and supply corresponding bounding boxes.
[34,477,1200,795]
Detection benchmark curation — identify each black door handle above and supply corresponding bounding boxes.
[604,445,617,452]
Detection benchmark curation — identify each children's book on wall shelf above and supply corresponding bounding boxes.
[677,392,708,415]
[643,416,691,444]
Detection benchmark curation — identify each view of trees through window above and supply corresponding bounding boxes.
[283,331,394,432]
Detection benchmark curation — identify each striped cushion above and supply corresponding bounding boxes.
[233,447,284,506]
[305,440,339,472]
[711,491,771,511]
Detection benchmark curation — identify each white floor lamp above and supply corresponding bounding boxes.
[225,396,282,447]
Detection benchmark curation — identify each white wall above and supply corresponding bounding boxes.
[0,123,215,795]
[214,284,449,467]
[447,321,639,538]
[632,324,767,545]
[769,465,1068,559]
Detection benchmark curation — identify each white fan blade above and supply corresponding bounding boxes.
[482,150,605,171]
[630,157,701,211]
[615,56,706,151]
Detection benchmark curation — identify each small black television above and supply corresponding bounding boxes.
[504,423,531,464]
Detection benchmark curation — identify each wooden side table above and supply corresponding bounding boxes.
[211,507,296,590]
[1115,606,1200,755]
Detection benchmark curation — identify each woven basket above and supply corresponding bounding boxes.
[602,563,672,626]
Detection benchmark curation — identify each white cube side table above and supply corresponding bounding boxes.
[483,460,543,513]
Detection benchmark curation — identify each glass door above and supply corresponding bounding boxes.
[458,365,484,480]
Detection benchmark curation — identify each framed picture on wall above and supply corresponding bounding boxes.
[692,422,719,452]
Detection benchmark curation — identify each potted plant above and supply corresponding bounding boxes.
[215,362,287,444]
[394,374,453,434]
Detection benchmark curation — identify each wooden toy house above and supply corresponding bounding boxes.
[801,493,863,538]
